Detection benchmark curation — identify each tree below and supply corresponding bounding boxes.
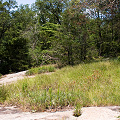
[24,21,60,66]
[35,0,69,25]
[53,1,89,65]
[0,3,33,74]
[83,0,120,57]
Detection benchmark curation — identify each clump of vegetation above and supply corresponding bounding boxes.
[1,60,120,112]
[117,56,120,62]
[117,116,120,118]
[0,73,2,79]
[0,85,8,103]
[25,65,56,76]
[73,104,82,117]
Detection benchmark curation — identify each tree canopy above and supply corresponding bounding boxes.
[0,0,120,74]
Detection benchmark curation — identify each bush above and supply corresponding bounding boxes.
[25,65,55,76]
[117,56,120,62]
[0,73,2,78]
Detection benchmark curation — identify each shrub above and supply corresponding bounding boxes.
[25,65,55,76]
[0,73,2,79]
[117,56,120,62]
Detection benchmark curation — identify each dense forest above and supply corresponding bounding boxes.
[0,0,120,75]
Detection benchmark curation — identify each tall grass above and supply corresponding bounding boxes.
[0,73,2,79]
[25,65,56,76]
[1,60,120,112]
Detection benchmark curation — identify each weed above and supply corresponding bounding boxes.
[117,116,120,118]
[0,73,2,78]
[22,81,28,93]
[117,56,120,62]
[73,104,82,117]
[0,85,8,102]
[49,88,53,107]
[25,65,55,76]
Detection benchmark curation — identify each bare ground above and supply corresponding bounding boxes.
[0,71,35,85]
[0,106,119,120]
[0,71,120,120]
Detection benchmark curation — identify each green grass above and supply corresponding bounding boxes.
[0,60,120,112]
[0,73,2,79]
[25,65,56,76]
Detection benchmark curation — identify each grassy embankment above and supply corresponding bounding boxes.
[0,59,120,112]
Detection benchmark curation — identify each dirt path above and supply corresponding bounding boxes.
[0,71,35,85]
[0,72,120,120]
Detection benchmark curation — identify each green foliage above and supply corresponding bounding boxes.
[22,82,28,93]
[2,60,120,111]
[117,56,120,62]
[0,85,8,102]
[0,37,30,74]
[35,0,67,25]
[25,65,56,76]
[73,104,82,117]
[0,0,120,75]
[53,8,89,65]
[117,116,120,118]
[0,73,2,79]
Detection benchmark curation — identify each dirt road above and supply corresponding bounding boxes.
[0,71,34,85]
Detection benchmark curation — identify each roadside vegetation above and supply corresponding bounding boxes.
[25,65,56,76]
[0,74,2,79]
[0,59,120,112]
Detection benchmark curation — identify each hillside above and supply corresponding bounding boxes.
[0,60,120,119]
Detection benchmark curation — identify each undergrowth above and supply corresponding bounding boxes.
[25,65,56,76]
[0,60,120,112]
[0,73,2,79]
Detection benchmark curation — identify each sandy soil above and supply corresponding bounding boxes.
[0,71,120,120]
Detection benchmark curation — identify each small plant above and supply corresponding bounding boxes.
[25,69,34,75]
[73,104,82,117]
[49,88,53,107]
[117,56,120,62]
[117,116,120,118]
[0,85,8,102]
[0,73,2,79]
[48,66,55,72]
[22,81,28,94]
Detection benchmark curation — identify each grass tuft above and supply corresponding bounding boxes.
[0,85,8,103]
[73,104,82,117]
[0,73,2,79]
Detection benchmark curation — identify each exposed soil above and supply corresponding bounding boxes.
[0,71,120,120]
[0,71,35,85]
